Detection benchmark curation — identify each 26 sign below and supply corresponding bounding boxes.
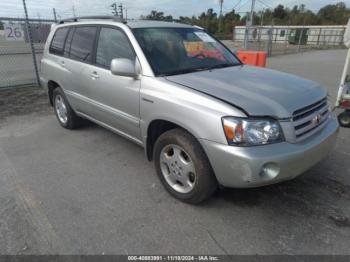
[4,24,24,41]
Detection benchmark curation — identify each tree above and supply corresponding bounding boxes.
[139,2,349,36]
[197,8,218,33]
[222,9,241,34]
[318,2,350,25]
[0,21,3,30]
[144,10,173,21]
[273,5,287,20]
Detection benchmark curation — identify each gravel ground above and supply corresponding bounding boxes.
[0,86,50,120]
[0,49,349,255]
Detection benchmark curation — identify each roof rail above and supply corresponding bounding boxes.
[58,16,126,24]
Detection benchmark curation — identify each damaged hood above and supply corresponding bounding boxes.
[165,65,327,118]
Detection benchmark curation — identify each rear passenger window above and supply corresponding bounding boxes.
[96,27,135,68]
[70,26,97,63]
[49,27,69,55]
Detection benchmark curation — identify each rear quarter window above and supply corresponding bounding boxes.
[49,27,69,56]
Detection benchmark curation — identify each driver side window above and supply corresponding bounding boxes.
[96,27,135,68]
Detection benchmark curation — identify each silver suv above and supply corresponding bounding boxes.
[41,17,339,204]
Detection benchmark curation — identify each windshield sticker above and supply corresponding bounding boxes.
[194,32,216,43]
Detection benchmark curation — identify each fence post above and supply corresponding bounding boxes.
[283,28,290,54]
[257,26,262,51]
[244,24,249,50]
[317,28,322,46]
[340,28,345,46]
[53,8,57,22]
[266,26,273,56]
[22,0,41,87]
[297,27,303,53]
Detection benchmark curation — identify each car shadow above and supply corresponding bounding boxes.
[79,122,350,228]
[206,168,350,227]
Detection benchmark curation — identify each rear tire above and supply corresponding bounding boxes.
[53,87,84,129]
[338,111,350,128]
[153,128,218,204]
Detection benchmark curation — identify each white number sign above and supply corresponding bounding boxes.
[4,24,24,41]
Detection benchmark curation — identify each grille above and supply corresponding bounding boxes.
[292,97,330,141]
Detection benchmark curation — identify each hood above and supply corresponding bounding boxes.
[165,65,327,118]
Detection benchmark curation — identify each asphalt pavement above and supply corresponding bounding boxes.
[0,49,349,255]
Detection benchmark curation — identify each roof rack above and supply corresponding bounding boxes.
[58,16,126,24]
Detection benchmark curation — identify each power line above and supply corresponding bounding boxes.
[257,0,272,9]
[237,0,252,11]
[233,0,243,10]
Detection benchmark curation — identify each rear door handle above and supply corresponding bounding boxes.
[60,61,65,67]
[90,71,99,79]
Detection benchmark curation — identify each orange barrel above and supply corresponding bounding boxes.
[236,51,267,68]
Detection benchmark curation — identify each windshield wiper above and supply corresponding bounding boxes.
[190,63,234,73]
[159,63,237,77]
[159,68,200,77]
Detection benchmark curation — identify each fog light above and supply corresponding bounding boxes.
[260,163,280,179]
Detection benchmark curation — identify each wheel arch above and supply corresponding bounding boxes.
[145,119,202,161]
[47,80,61,106]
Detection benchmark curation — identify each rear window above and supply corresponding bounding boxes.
[69,26,97,63]
[49,27,69,55]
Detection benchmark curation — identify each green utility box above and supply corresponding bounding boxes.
[288,28,308,45]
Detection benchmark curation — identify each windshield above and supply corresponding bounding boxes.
[133,27,241,76]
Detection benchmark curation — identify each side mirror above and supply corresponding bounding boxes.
[110,58,139,78]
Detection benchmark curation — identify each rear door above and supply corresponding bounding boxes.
[62,26,97,114]
[80,26,141,142]
[44,26,70,95]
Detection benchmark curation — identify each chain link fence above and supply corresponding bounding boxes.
[229,25,346,56]
[0,11,347,89]
[0,17,55,89]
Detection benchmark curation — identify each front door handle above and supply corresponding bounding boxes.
[60,61,65,67]
[90,71,99,79]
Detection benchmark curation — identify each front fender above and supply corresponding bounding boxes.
[140,76,247,146]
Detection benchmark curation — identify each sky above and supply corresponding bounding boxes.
[1,0,349,20]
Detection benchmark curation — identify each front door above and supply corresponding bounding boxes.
[81,26,141,141]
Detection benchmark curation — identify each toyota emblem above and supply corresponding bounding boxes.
[312,114,322,126]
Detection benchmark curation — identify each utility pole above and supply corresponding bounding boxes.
[249,0,256,27]
[219,0,223,32]
[118,3,124,19]
[260,8,264,26]
[125,8,128,20]
[72,5,76,18]
[22,0,40,86]
[53,8,57,22]
[244,0,256,50]
[244,12,249,49]
[111,3,118,16]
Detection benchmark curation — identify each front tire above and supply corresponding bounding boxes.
[338,110,350,128]
[53,87,83,129]
[154,128,218,204]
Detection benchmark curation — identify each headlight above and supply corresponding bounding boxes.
[222,117,284,146]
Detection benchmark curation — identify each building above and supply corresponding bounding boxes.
[233,25,347,46]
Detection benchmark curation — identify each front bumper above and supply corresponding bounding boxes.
[201,116,339,188]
